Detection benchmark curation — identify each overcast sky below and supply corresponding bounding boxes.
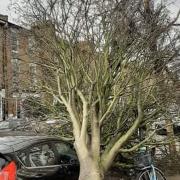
[0,0,14,22]
[0,0,180,24]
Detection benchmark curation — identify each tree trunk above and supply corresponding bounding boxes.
[166,119,176,154]
[74,139,103,180]
[78,155,103,180]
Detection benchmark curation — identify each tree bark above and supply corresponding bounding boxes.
[166,119,176,154]
[74,139,103,180]
[78,155,103,180]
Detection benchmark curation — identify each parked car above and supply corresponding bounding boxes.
[0,153,16,180]
[0,133,79,180]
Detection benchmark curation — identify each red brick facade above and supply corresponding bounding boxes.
[0,14,33,120]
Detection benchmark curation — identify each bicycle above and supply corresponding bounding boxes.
[134,147,166,180]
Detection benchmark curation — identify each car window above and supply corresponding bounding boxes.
[18,152,28,166]
[54,142,77,164]
[18,143,56,167]
[29,144,56,167]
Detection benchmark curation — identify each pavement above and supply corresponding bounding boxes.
[105,175,180,180]
[167,176,180,180]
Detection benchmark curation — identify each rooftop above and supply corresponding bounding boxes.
[0,14,23,29]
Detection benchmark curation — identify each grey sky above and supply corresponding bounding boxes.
[0,0,14,22]
[0,0,9,14]
[168,0,180,21]
[0,0,180,23]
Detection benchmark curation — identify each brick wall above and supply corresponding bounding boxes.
[0,15,32,120]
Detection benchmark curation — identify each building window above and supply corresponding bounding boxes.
[11,29,19,57]
[11,59,20,90]
[29,63,37,87]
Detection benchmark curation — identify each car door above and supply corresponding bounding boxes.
[17,141,66,180]
[52,141,79,179]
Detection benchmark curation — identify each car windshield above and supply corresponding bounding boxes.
[18,141,78,168]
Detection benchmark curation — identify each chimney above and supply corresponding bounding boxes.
[0,14,8,22]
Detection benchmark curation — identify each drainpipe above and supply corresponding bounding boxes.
[1,20,8,120]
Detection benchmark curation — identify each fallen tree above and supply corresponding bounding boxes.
[12,0,180,179]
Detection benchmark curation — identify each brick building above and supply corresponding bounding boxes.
[0,14,35,120]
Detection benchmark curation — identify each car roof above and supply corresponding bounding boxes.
[0,135,64,154]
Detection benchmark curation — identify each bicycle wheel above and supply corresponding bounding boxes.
[136,167,166,180]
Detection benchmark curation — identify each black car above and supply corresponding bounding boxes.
[0,132,79,180]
